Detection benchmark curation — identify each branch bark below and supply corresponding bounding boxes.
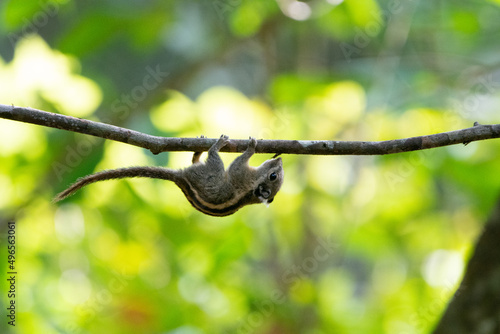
[433,197,500,333]
[1,103,500,155]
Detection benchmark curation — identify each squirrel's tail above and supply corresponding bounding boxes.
[53,166,179,202]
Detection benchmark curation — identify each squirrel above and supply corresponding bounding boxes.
[54,135,284,217]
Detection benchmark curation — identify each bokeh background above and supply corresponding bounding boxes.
[1,0,500,333]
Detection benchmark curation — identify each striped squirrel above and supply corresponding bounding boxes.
[54,135,284,216]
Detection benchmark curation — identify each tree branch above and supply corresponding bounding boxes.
[433,197,500,333]
[1,103,500,155]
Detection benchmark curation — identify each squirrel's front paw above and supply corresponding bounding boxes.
[214,134,230,149]
[248,137,257,149]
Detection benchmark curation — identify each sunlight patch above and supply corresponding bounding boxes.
[422,249,464,287]
[8,35,101,116]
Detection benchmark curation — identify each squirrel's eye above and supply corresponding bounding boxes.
[269,172,277,181]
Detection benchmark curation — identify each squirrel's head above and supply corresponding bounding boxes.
[254,157,284,205]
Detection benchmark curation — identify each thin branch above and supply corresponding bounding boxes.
[1,103,500,155]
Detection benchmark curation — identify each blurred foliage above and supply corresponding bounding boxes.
[1,0,500,333]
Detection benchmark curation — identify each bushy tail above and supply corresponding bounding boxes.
[54,166,179,202]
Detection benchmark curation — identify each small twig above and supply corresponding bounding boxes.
[1,104,500,155]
